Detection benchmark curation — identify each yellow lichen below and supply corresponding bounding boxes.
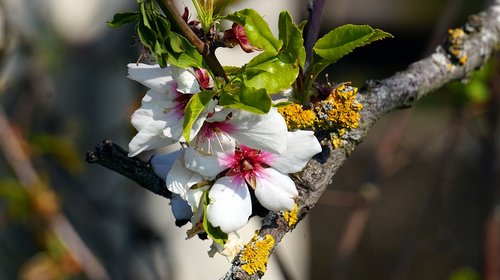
[277,83,362,148]
[448,28,465,41]
[283,203,298,227]
[314,83,363,130]
[446,28,467,66]
[240,233,275,275]
[277,103,316,130]
[458,54,468,65]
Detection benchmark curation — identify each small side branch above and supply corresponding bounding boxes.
[86,140,171,199]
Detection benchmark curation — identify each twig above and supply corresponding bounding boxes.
[304,0,327,67]
[85,139,171,199]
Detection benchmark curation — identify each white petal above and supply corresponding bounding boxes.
[170,194,193,221]
[131,90,177,131]
[150,149,182,179]
[270,130,322,174]
[185,185,209,213]
[228,108,287,154]
[127,63,177,93]
[130,107,156,131]
[128,126,176,157]
[171,66,200,93]
[206,107,232,123]
[207,176,252,233]
[162,113,184,141]
[255,168,297,211]
[166,154,202,198]
[184,148,229,179]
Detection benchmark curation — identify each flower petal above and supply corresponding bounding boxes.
[166,154,202,198]
[207,176,252,233]
[185,185,209,213]
[228,108,287,154]
[255,168,297,211]
[127,63,177,93]
[269,130,322,174]
[171,66,200,93]
[184,147,230,179]
[128,125,176,157]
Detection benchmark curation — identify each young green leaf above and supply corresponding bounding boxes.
[203,191,228,245]
[135,0,204,69]
[238,84,272,114]
[226,9,282,53]
[218,84,271,114]
[366,29,394,44]
[313,24,375,63]
[183,91,216,142]
[244,51,299,94]
[278,11,306,68]
[107,12,139,28]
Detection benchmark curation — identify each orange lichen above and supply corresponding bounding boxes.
[240,233,275,275]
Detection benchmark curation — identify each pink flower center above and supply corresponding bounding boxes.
[172,93,192,117]
[199,121,234,139]
[226,146,272,187]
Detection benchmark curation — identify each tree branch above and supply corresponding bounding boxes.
[86,140,171,199]
[87,1,500,279]
[221,1,500,279]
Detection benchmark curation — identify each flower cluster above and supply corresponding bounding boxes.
[126,63,322,241]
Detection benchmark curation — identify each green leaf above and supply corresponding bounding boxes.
[308,24,392,82]
[278,11,306,68]
[107,12,139,28]
[313,24,375,62]
[226,9,282,53]
[244,51,299,94]
[238,84,272,113]
[136,23,157,51]
[202,191,228,245]
[135,0,203,69]
[166,34,205,68]
[218,84,271,114]
[366,29,394,44]
[183,91,216,143]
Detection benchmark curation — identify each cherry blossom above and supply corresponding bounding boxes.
[192,130,322,233]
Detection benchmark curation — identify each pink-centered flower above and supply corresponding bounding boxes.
[197,130,322,233]
[127,63,213,156]
[183,108,289,179]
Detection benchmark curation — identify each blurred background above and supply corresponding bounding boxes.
[0,0,498,279]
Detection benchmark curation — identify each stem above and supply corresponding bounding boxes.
[303,0,327,68]
[156,0,228,81]
[297,0,327,105]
